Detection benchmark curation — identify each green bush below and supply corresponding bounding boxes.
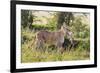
[77,39,90,51]
[21,28,90,63]
[32,24,56,31]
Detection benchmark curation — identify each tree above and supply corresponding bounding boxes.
[72,15,90,38]
[28,11,34,29]
[21,10,34,29]
[21,10,29,28]
[56,12,74,29]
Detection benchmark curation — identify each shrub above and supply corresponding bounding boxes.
[32,24,56,31]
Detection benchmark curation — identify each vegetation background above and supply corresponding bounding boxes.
[21,10,90,63]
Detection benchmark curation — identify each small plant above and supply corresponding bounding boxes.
[21,28,90,63]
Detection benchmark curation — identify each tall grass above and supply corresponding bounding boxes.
[21,28,90,63]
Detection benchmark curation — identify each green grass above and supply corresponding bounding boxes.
[21,43,90,63]
[21,38,90,63]
[21,28,90,63]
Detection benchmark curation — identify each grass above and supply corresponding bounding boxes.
[21,43,90,63]
[21,28,90,63]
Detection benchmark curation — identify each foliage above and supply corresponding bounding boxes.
[57,12,74,29]
[21,28,90,63]
[71,16,90,39]
[21,10,90,63]
[21,10,35,29]
[32,24,56,31]
[22,46,89,63]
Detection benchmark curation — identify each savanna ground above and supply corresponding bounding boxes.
[21,28,90,63]
[21,10,90,63]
